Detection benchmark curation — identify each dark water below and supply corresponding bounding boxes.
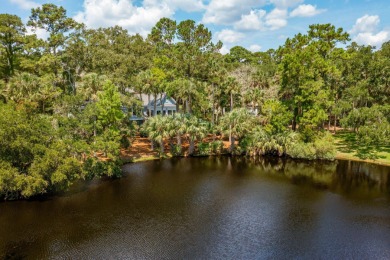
[1,157,390,259]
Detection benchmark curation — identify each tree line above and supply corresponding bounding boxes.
[0,4,389,199]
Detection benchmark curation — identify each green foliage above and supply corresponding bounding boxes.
[210,141,224,155]
[83,158,122,178]
[0,14,26,79]
[261,100,292,134]
[287,132,336,160]
[219,108,255,152]
[96,80,124,131]
[1,8,390,199]
[244,127,297,157]
[197,140,223,156]
[341,105,390,145]
[197,142,211,156]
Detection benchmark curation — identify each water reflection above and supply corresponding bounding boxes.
[0,157,389,259]
[245,157,390,199]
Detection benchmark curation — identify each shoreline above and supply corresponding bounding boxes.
[335,153,390,167]
[121,152,390,167]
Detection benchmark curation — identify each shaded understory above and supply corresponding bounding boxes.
[335,131,390,166]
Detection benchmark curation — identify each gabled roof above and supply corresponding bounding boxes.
[146,93,176,107]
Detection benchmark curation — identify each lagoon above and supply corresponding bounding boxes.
[1,157,390,259]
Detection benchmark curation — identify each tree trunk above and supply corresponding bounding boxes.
[229,125,234,153]
[189,95,192,114]
[186,100,190,114]
[160,140,164,155]
[148,94,151,117]
[292,107,298,131]
[334,115,337,133]
[161,93,165,115]
[176,133,182,154]
[212,83,215,124]
[230,92,233,112]
[230,133,235,153]
[153,93,157,116]
[189,138,195,156]
[176,98,180,113]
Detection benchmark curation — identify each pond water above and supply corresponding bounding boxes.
[1,157,390,259]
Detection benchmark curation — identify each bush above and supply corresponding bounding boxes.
[287,132,336,160]
[83,158,122,178]
[244,127,297,157]
[313,132,336,160]
[287,142,317,160]
[197,142,211,156]
[210,141,224,155]
[356,121,390,145]
[171,144,183,156]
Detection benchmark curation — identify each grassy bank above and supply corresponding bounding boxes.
[334,131,390,166]
[120,132,390,167]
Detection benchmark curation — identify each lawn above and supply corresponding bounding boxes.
[334,131,390,166]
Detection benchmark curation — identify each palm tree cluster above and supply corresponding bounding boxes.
[142,113,209,156]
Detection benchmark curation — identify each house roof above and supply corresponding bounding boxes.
[126,89,177,108]
[146,93,176,108]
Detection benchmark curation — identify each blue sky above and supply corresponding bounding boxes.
[2,0,389,53]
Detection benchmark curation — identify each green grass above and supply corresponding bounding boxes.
[334,131,390,166]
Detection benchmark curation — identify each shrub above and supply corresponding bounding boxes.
[197,142,211,156]
[244,127,297,157]
[313,132,336,160]
[287,142,316,160]
[210,141,224,155]
[171,144,183,156]
[287,132,336,160]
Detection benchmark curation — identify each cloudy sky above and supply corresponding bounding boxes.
[2,0,390,53]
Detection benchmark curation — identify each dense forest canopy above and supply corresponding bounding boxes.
[0,4,389,199]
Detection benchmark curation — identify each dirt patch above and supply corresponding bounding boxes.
[121,135,232,161]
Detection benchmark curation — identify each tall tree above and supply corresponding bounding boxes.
[27,4,77,56]
[0,14,25,81]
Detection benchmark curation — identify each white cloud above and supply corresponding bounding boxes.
[144,0,205,12]
[248,44,262,52]
[350,15,389,47]
[9,0,39,9]
[265,8,288,30]
[202,0,267,25]
[234,9,266,31]
[216,29,244,43]
[74,0,173,37]
[290,4,326,17]
[354,31,389,47]
[269,0,303,9]
[220,45,230,55]
[350,14,379,34]
[26,27,49,40]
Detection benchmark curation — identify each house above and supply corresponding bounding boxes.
[129,93,177,123]
[144,93,177,116]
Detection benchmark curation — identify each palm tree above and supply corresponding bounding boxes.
[223,76,240,112]
[79,73,107,101]
[168,78,199,114]
[142,115,170,155]
[166,113,187,155]
[138,68,166,116]
[5,72,40,104]
[185,115,208,156]
[219,108,254,152]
